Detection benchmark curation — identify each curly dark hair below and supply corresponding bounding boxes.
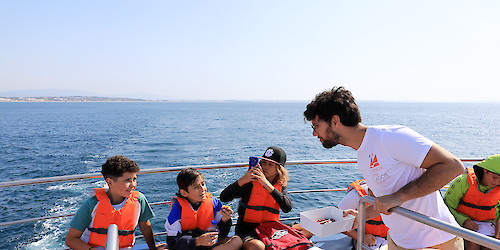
[177,168,204,192]
[473,165,484,183]
[101,156,140,179]
[304,86,361,126]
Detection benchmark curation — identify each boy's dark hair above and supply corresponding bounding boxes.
[304,86,361,126]
[177,168,204,191]
[101,156,140,180]
[473,165,484,183]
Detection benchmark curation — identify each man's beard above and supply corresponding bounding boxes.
[321,125,340,148]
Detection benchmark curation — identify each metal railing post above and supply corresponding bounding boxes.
[357,196,500,250]
[106,224,119,250]
[357,199,367,250]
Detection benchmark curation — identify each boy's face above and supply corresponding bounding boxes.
[180,176,207,203]
[482,169,500,188]
[107,172,138,199]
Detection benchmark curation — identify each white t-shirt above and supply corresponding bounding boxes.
[356,125,458,249]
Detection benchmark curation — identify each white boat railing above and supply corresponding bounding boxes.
[0,159,360,188]
[357,196,500,250]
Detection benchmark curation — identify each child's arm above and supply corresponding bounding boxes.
[269,185,293,213]
[138,220,157,250]
[495,219,500,239]
[65,227,94,250]
[215,205,233,238]
[443,173,471,226]
[220,180,245,202]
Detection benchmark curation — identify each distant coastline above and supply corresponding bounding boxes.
[0,96,162,102]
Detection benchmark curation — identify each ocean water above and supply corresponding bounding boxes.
[0,101,499,249]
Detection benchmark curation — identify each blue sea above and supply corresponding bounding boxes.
[0,101,499,249]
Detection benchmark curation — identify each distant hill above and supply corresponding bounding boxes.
[0,96,152,102]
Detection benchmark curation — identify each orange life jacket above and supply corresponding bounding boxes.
[349,180,389,238]
[176,192,215,231]
[456,168,500,221]
[242,181,282,224]
[88,188,139,248]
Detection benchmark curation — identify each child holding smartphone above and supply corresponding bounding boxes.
[220,146,292,250]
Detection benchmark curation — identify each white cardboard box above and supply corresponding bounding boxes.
[300,206,355,238]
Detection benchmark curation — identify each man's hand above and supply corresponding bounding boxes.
[373,194,404,215]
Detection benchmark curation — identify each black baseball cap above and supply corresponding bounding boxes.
[261,146,286,166]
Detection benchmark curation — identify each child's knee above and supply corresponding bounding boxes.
[229,235,243,247]
[243,238,265,250]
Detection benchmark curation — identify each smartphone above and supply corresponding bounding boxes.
[249,156,259,169]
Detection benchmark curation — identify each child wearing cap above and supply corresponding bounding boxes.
[220,146,292,250]
[164,168,243,250]
[443,154,500,249]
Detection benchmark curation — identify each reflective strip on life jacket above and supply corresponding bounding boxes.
[88,188,139,248]
[456,168,500,221]
[348,180,389,238]
[176,192,215,231]
[242,182,282,224]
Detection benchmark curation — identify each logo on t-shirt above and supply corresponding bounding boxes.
[369,154,379,168]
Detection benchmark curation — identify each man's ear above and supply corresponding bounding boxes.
[331,115,340,126]
[179,189,189,197]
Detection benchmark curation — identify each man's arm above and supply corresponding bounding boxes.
[139,220,157,250]
[374,144,464,214]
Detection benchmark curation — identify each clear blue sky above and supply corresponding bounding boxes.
[1,1,499,101]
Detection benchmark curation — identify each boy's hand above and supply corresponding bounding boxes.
[363,234,377,247]
[463,219,479,231]
[220,205,233,222]
[343,209,358,231]
[195,232,218,247]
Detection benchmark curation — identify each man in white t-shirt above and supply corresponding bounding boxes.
[303,86,465,249]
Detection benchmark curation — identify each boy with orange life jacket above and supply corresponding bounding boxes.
[65,156,159,250]
[337,179,388,249]
[165,168,243,250]
[444,154,500,250]
[220,146,292,250]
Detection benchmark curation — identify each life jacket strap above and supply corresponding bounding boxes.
[88,227,135,236]
[366,220,384,225]
[239,200,280,214]
[459,199,496,210]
